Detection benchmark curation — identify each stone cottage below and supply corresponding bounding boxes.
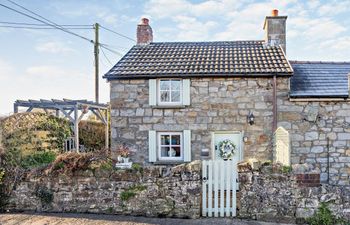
[103,10,350,185]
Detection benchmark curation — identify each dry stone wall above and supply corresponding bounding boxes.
[110,77,289,163]
[6,161,350,223]
[238,165,350,223]
[7,161,202,219]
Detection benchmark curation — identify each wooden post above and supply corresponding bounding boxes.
[94,23,100,103]
[74,106,79,153]
[105,109,109,150]
[14,103,18,113]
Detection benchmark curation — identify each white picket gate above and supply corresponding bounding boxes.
[202,159,238,217]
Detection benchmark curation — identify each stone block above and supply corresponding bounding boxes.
[311,146,324,153]
[338,133,350,140]
[305,132,318,141]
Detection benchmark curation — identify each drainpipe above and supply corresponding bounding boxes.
[327,137,330,184]
[272,75,277,131]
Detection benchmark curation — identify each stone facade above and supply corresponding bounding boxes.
[8,161,201,218]
[110,77,289,163]
[278,99,350,185]
[110,76,350,185]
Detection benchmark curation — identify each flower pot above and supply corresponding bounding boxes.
[123,157,129,163]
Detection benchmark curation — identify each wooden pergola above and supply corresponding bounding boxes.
[14,99,109,152]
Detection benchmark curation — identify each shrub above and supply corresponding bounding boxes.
[307,203,349,225]
[131,163,143,173]
[120,185,147,201]
[20,151,56,169]
[79,120,107,151]
[282,165,292,174]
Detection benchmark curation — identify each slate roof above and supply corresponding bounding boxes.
[290,61,350,98]
[104,41,293,80]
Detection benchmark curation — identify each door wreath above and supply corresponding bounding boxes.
[217,139,236,160]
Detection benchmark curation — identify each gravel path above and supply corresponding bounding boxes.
[0,213,296,225]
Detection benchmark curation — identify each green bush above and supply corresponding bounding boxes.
[282,165,292,174]
[307,203,349,225]
[120,185,147,201]
[20,151,56,169]
[79,120,107,151]
[131,163,143,173]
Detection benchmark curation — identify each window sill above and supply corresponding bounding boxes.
[152,105,186,109]
[153,160,184,165]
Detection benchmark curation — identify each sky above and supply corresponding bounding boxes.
[0,0,350,115]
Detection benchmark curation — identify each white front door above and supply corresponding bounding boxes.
[212,132,243,162]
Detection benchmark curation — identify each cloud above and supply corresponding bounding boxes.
[172,15,218,40]
[0,59,14,81]
[317,1,350,16]
[52,3,123,25]
[25,65,86,79]
[35,41,75,54]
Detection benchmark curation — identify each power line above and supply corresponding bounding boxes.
[1,2,130,53]
[100,46,113,66]
[0,21,92,27]
[0,2,94,43]
[99,24,135,43]
[100,44,124,56]
[0,25,92,30]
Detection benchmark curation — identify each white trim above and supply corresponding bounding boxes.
[157,79,183,106]
[157,132,183,161]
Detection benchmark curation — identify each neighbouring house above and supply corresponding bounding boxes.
[103,10,350,186]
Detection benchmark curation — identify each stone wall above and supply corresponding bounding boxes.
[6,161,350,223]
[110,77,289,163]
[278,99,350,185]
[238,165,350,223]
[7,161,201,218]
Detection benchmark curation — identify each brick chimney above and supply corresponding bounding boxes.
[137,18,153,45]
[263,9,287,54]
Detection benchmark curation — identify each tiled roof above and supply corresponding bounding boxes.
[103,41,293,80]
[290,61,350,98]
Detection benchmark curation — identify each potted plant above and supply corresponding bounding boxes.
[116,145,131,163]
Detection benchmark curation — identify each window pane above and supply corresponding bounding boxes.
[171,80,181,90]
[160,80,170,90]
[161,147,170,157]
[171,135,181,145]
[161,135,170,145]
[172,147,181,157]
[171,91,180,102]
[160,91,170,102]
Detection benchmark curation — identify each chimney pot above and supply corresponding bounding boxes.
[140,18,149,25]
[271,9,279,17]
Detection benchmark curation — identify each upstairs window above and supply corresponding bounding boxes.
[148,79,190,107]
[158,79,182,105]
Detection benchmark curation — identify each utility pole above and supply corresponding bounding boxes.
[94,23,99,103]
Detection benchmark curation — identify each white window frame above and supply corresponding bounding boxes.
[157,79,183,106]
[157,132,183,161]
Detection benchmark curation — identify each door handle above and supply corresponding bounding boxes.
[202,177,207,182]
